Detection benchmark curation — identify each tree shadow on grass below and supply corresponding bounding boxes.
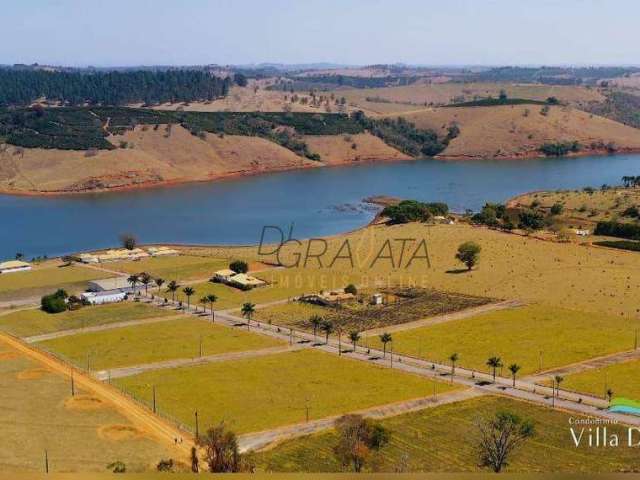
[445,268,470,274]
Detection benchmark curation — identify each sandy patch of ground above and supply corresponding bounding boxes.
[98,424,146,442]
[16,367,50,380]
[64,394,107,411]
[0,351,20,361]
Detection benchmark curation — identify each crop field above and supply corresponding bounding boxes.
[254,287,491,332]
[559,359,640,400]
[369,305,639,376]
[252,395,639,473]
[106,254,230,282]
[0,302,175,338]
[37,317,284,370]
[0,342,177,472]
[0,262,112,302]
[115,349,456,434]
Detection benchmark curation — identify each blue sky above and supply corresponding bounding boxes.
[1,0,638,66]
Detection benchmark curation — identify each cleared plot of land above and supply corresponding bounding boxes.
[509,187,640,228]
[106,254,229,281]
[0,345,177,472]
[394,105,640,159]
[254,288,491,332]
[37,317,283,370]
[0,302,174,338]
[560,359,640,400]
[0,261,112,302]
[115,349,456,434]
[368,305,638,376]
[337,83,605,115]
[252,395,639,473]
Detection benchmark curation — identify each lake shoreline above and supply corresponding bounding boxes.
[2,147,638,198]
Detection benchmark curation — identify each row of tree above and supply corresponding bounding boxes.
[0,69,234,106]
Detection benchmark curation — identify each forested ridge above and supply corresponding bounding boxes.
[0,69,232,106]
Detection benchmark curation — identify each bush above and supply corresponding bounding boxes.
[539,141,581,156]
[455,242,481,270]
[550,203,564,215]
[382,200,448,224]
[595,221,640,240]
[344,284,358,295]
[593,240,640,252]
[41,289,69,314]
[518,209,546,230]
[229,260,249,274]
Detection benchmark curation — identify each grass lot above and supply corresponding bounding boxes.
[0,262,112,301]
[0,302,174,337]
[0,344,177,472]
[254,288,490,332]
[369,305,639,376]
[560,359,640,400]
[252,395,639,473]
[115,349,456,434]
[37,317,284,370]
[107,255,230,282]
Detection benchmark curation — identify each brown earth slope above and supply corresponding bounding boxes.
[0,126,407,195]
[392,105,640,159]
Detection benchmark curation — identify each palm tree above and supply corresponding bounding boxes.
[309,315,323,340]
[127,274,140,295]
[155,277,165,292]
[508,363,521,387]
[606,388,614,404]
[349,331,361,352]
[183,287,195,309]
[449,352,459,376]
[205,294,218,322]
[199,296,209,314]
[241,302,256,328]
[554,375,564,398]
[167,280,179,302]
[486,356,503,382]
[320,320,334,344]
[139,272,152,295]
[379,332,392,358]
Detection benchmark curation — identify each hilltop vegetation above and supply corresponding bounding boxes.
[0,69,233,106]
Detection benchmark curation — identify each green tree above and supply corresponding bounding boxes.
[241,302,256,325]
[120,233,137,250]
[349,331,361,352]
[321,320,335,344]
[379,332,392,358]
[476,411,534,473]
[508,363,521,387]
[309,315,323,340]
[229,260,249,274]
[486,356,503,382]
[449,352,459,376]
[127,274,140,294]
[183,287,195,309]
[155,277,165,292]
[197,422,243,472]
[344,284,358,295]
[139,272,152,295]
[167,280,179,302]
[334,414,389,472]
[205,294,218,322]
[455,242,481,270]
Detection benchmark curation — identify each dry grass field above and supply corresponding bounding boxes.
[393,105,640,159]
[368,304,639,375]
[302,133,409,164]
[336,83,606,115]
[0,261,113,302]
[115,349,456,434]
[106,254,230,282]
[37,317,283,370]
[0,302,175,337]
[0,343,177,472]
[559,359,640,400]
[252,395,640,473]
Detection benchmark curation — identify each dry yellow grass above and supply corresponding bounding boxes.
[337,83,605,115]
[393,105,640,159]
[302,133,409,165]
[0,125,318,193]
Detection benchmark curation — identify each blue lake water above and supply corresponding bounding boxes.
[2,154,640,259]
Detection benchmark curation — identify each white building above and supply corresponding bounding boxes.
[87,277,133,293]
[0,260,32,274]
[80,290,127,305]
